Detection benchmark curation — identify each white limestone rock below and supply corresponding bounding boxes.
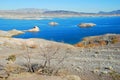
[28,26,40,32]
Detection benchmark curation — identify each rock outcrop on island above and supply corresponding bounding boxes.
[28,26,40,32]
[0,29,24,37]
[78,23,96,28]
[49,22,59,26]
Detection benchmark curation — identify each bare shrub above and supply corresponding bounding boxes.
[109,71,120,80]
[23,45,34,72]
[111,38,119,44]
[37,44,69,75]
[23,43,70,75]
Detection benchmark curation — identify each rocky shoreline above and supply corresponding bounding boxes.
[75,34,120,47]
[0,15,120,20]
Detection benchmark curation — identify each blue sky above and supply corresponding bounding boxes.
[0,0,120,12]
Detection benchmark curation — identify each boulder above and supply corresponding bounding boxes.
[66,75,81,80]
[78,23,96,28]
[0,70,9,79]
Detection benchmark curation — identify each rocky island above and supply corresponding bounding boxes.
[78,23,96,28]
[27,26,40,32]
[49,22,59,26]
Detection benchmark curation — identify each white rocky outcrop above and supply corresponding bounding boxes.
[79,23,96,28]
[28,26,40,32]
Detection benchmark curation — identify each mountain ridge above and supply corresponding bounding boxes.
[98,10,120,14]
[0,8,120,19]
[0,8,120,14]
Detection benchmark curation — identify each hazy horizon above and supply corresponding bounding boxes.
[0,0,120,13]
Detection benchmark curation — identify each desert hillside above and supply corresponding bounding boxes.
[0,34,120,80]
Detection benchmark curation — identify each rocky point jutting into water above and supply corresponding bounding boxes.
[0,29,24,37]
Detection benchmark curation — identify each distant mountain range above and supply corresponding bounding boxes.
[98,10,120,14]
[0,8,120,19]
[1,8,120,14]
[45,10,120,15]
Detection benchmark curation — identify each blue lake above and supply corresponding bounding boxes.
[0,17,120,44]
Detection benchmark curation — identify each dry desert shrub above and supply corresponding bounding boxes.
[23,43,70,76]
[74,43,84,47]
[111,38,119,44]
[109,71,120,80]
[6,55,16,63]
[4,54,26,75]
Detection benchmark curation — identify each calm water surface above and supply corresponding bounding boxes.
[0,17,120,44]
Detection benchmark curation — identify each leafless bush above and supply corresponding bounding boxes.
[37,44,70,75]
[24,43,71,75]
[23,45,34,72]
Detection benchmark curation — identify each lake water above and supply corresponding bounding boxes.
[0,17,120,44]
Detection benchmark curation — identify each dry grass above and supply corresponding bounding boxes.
[109,71,120,80]
[6,54,16,63]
